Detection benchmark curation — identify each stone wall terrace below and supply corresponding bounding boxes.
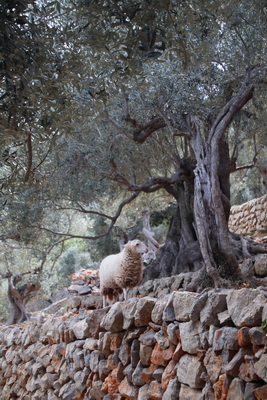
[1,287,267,399]
[229,194,267,235]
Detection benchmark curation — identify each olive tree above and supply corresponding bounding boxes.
[1,0,267,303]
[53,0,266,288]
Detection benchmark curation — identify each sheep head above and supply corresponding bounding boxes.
[125,239,148,255]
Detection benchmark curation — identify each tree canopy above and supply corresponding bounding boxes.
[1,0,267,305]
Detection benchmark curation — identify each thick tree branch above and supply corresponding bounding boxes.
[133,117,166,143]
[208,64,267,143]
[126,172,182,193]
[209,83,254,142]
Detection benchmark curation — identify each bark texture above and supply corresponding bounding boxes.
[7,274,41,325]
[143,82,256,286]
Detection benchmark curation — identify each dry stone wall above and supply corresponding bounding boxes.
[1,287,267,400]
[229,195,267,235]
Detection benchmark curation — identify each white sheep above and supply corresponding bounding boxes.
[99,239,148,307]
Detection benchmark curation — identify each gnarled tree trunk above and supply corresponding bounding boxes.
[143,181,202,281]
[143,81,256,287]
[7,274,41,325]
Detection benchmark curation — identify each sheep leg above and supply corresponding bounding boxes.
[123,288,128,301]
[103,295,107,308]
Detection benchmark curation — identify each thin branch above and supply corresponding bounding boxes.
[32,134,58,172]
[50,241,65,271]
[234,27,249,52]
[125,114,142,131]
[53,203,114,220]
[25,192,141,241]
[231,164,255,173]
[109,159,132,186]
[108,117,133,140]
[24,133,33,182]
[155,106,190,140]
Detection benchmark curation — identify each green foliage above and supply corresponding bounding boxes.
[150,203,176,227]
[261,319,267,335]
[55,246,95,287]
[0,0,266,289]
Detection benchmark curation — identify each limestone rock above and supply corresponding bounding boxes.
[85,308,108,338]
[148,380,164,400]
[179,383,202,400]
[253,384,267,400]
[101,303,124,332]
[217,310,232,325]
[139,329,156,346]
[101,365,124,396]
[254,354,267,383]
[137,384,150,400]
[172,291,198,322]
[132,361,146,386]
[238,327,251,347]
[227,378,245,400]
[122,298,138,330]
[212,327,239,351]
[89,350,102,373]
[226,289,266,327]
[162,378,180,400]
[244,382,262,400]
[118,340,130,366]
[73,370,88,392]
[118,377,139,399]
[161,360,177,391]
[152,367,164,382]
[177,354,206,389]
[223,348,252,377]
[151,296,169,325]
[179,320,208,354]
[130,339,140,368]
[71,320,91,340]
[254,254,267,277]
[68,284,92,295]
[249,327,266,346]
[134,297,156,326]
[89,380,106,400]
[239,354,261,382]
[154,329,169,349]
[150,342,168,367]
[139,343,153,366]
[166,321,180,345]
[99,332,111,358]
[190,291,209,321]
[201,382,215,400]
[141,364,157,384]
[200,290,229,325]
[98,360,109,381]
[203,348,222,384]
[262,302,267,321]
